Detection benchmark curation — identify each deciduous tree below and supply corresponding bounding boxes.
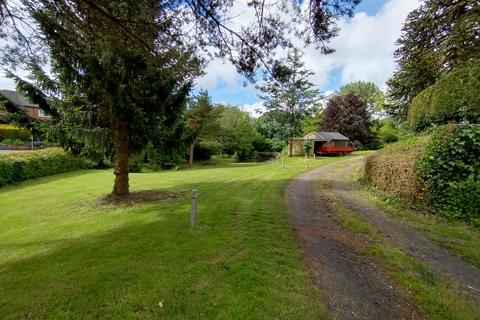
[321,93,376,147]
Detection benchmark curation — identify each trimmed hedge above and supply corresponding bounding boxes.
[417,124,480,225]
[365,139,427,203]
[0,148,93,187]
[408,60,480,130]
[0,124,30,142]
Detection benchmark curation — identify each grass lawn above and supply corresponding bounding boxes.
[0,154,351,319]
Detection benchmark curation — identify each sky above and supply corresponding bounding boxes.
[195,0,422,115]
[0,0,422,116]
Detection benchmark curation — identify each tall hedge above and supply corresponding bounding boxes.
[408,60,480,130]
[0,148,93,187]
[0,124,31,142]
[417,124,480,225]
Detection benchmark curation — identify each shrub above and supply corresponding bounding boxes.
[417,124,480,224]
[377,119,400,144]
[0,124,30,142]
[128,152,144,173]
[408,60,480,130]
[0,148,93,187]
[303,140,312,156]
[2,138,26,145]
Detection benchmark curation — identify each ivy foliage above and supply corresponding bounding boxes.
[408,60,480,130]
[417,124,480,225]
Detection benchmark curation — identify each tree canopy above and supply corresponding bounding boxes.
[386,0,480,121]
[335,81,385,114]
[321,93,376,147]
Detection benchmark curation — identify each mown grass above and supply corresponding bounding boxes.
[0,155,350,319]
[319,165,480,319]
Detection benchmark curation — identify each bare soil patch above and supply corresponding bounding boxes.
[99,189,186,206]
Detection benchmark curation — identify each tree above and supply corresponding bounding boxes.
[6,1,201,198]
[386,0,480,120]
[257,48,321,156]
[184,91,218,167]
[215,105,259,160]
[321,93,376,147]
[336,81,385,114]
[1,0,360,197]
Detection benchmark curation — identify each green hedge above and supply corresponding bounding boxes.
[0,148,93,187]
[417,124,480,225]
[408,60,480,130]
[0,124,31,142]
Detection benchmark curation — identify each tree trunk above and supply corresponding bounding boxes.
[288,138,293,157]
[113,119,129,197]
[188,143,194,167]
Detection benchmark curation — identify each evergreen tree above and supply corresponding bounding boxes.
[1,0,360,197]
[386,0,480,120]
[257,48,321,156]
[184,91,219,167]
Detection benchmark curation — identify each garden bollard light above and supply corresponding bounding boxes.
[191,189,198,228]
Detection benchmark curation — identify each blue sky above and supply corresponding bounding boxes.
[0,0,422,115]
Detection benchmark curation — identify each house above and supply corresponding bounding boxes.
[289,131,354,156]
[0,89,51,120]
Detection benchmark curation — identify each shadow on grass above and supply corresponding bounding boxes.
[0,174,314,319]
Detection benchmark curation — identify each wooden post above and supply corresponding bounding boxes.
[191,189,198,228]
[281,155,285,169]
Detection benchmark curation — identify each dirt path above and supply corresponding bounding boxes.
[328,157,480,307]
[286,158,417,320]
[286,156,480,319]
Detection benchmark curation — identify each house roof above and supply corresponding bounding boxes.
[0,90,38,108]
[304,131,350,141]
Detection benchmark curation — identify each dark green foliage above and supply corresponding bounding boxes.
[408,60,480,130]
[0,148,93,187]
[0,125,30,142]
[321,93,378,148]
[144,142,185,171]
[127,152,144,173]
[303,140,312,156]
[192,143,214,161]
[386,0,480,120]
[417,125,480,225]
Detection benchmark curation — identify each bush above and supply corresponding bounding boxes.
[2,138,26,145]
[417,124,480,225]
[144,143,185,170]
[128,152,144,173]
[0,148,93,187]
[377,119,400,144]
[303,141,312,157]
[0,124,30,142]
[408,60,480,130]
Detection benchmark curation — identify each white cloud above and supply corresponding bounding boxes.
[304,0,422,89]
[198,0,422,94]
[241,101,265,118]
